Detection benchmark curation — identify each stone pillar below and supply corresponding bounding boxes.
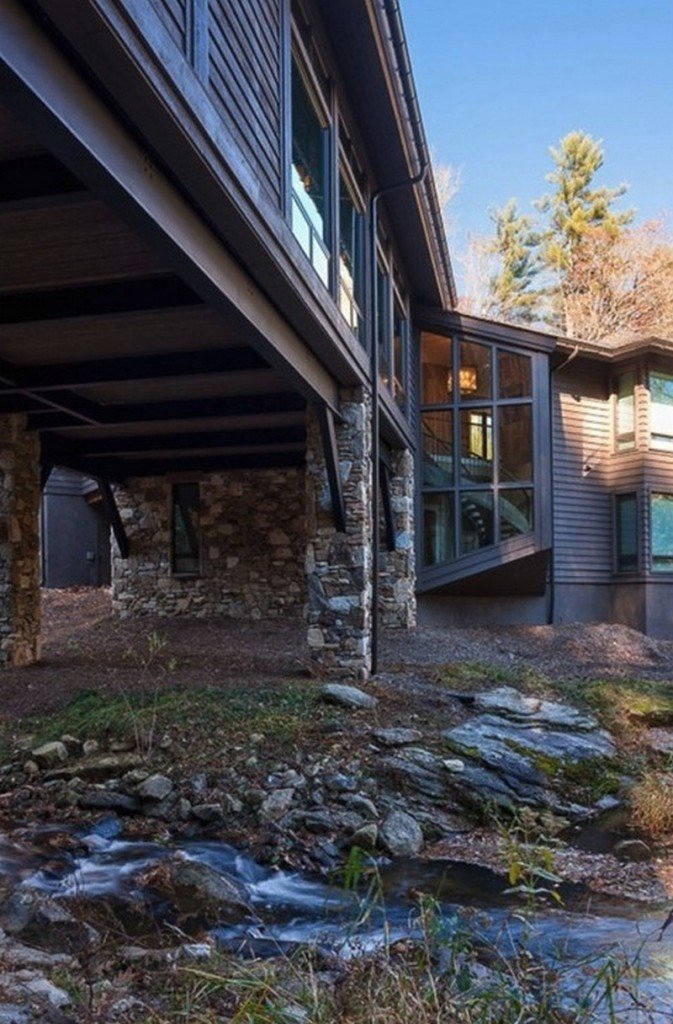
[305,387,373,680]
[0,415,41,667]
[379,448,417,628]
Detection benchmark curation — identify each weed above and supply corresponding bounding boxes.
[630,769,673,835]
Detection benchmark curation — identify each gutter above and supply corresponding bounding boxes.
[380,0,457,309]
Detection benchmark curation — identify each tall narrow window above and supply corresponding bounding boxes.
[172,483,200,575]
[615,493,638,572]
[392,299,408,410]
[338,171,364,340]
[651,493,673,572]
[650,371,673,451]
[291,57,330,285]
[376,263,391,389]
[615,371,636,451]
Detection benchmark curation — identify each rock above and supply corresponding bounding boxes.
[136,774,173,802]
[379,810,423,857]
[60,734,83,756]
[0,890,99,955]
[0,937,76,970]
[222,793,243,814]
[339,793,378,818]
[156,857,252,928]
[321,684,377,710]
[82,739,99,756]
[372,727,423,747]
[594,794,622,812]
[22,761,39,776]
[191,803,223,823]
[324,772,358,793]
[472,687,600,731]
[0,1005,30,1024]
[78,790,140,813]
[30,742,68,769]
[243,787,267,807]
[644,728,673,755]
[0,970,71,1008]
[259,788,295,822]
[378,752,447,800]
[46,752,144,783]
[267,769,306,790]
[613,838,653,863]
[443,758,464,773]
[349,823,378,850]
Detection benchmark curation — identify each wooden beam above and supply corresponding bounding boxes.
[318,404,346,533]
[0,276,200,325]
[0,2,340,412]
[0,152,85,206]
[26,392,306,431]
[68,424,306,456]
[0,346,268,394]
[50,450,305,482]
[96,478,129,559]
[0,356,102,425]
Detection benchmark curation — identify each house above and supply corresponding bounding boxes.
[0,1,670,674]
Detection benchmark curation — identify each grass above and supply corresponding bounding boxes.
[0,680,326,767]
[434,661,550,693]
[630,770,673,836]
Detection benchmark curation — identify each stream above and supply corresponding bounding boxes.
[2,818,673,1020]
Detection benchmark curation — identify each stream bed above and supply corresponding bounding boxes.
[2,818,673,1021]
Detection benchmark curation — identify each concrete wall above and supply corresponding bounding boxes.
[418,594,548,628]
[112,467,306,619]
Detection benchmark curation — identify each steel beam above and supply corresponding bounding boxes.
[318,404,346,533]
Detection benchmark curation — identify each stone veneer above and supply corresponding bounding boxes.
[379,448,417,629]
[112,467,305,619]
[0,415,41,667]
[305,388,373,680]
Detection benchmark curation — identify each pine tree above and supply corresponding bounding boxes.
[484,199,540,324]
[537,131,633,330]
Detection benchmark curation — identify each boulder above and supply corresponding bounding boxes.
[191,803,224,824]
[349,823,378,850]
[0,890,100,956]
[379,810,423,857]
[30,742,68,769]
[613,838,653,863]
[321,684,377,710]
[152,857,252,928]
[0,970,71,1009]
[46,753,144,783]
[78,790,140,814]
[472,687,599,731]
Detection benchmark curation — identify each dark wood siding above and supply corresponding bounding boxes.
[207,0,282,205]
[552,362,613,584]
[151,0,189,56]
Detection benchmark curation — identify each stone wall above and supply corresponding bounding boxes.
[0,415,41,667]
[305,389,373,680]
[112,467,305,619]
[379,448,416,629]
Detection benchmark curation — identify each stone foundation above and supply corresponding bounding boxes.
[112,467,305,619]
[305,389,373,680]
[379,448,416,629]
[0,415,41,667]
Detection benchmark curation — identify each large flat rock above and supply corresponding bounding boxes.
[472,687,599,731]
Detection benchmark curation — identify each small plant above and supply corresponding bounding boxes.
[496,806,564,915]
[630,769,673,836]
[122,630,177,758]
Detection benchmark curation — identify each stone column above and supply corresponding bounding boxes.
[305,387,373,680]
[0,415,41,667]
[379,447,417,628]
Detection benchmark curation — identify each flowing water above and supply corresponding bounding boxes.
[2,818,673,1020]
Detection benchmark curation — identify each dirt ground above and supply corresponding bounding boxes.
[1,587,672,720]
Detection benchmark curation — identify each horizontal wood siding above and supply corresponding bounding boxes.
[151,0,189,55]
[207,0,282,205]
[553,364,613,583]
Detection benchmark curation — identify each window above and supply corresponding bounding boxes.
[615,493,638,572]
[172,483,200,575]
[651,493,673,572]
[290,56,330,285]
[392,293,408,411]
[615,371,636,451]
[338,168,364,340]
[650,371,673,450]
[376,259,391,388]
[420,332,535,568]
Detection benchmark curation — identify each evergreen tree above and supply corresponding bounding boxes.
[485,199,540,324]
[537,131,633,329]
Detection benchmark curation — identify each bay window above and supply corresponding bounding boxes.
[651,493,673,573]
[650,370,673,451]
[421,332,536,569]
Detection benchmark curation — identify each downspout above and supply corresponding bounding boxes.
[547,344,580,624]
[369,0,429,675]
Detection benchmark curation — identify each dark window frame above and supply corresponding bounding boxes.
[648,366,673,452]
[614,491,639,574]
[419,331,537,571]
[650,490,673,575]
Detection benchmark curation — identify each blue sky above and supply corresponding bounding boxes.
[403,1,673,282]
